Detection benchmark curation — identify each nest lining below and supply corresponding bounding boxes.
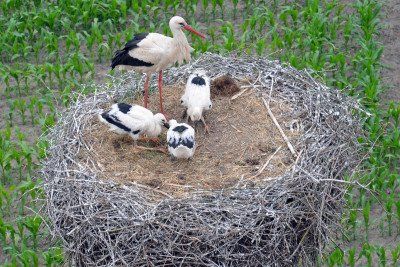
[42,53,364,266]
[85,83,299,198]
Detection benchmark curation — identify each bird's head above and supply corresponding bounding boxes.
[169,16,206,39]
[168,119,178,128]
[154,113,170,128]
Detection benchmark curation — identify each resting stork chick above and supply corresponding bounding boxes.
[181,70,212,133]
[111,16,206,115]
[167,120,196,160]
[98,103,169,152]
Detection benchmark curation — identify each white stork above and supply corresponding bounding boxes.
[111,16,206,115]
[98,103,170,152]
[181,69,212,133]
[167,120,196,160]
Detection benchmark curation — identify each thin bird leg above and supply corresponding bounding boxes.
[201,116,210,134]
[181,109,188,122]
[143,74,150,108]
[158,70,163,112]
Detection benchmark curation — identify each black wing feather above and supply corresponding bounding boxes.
[111,33,154,69]
[168,136,194,149]
[173,125,188,133]
[117,103,132,114]
[181,137,195,149]
[191,76,206,86]
[168,137,179,149]
[101,112,131,133]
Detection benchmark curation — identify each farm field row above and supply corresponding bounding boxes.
[0,0,399,266]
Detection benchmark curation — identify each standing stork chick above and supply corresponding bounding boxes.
[181,70,212,133]
[98,103,169,152]
[167,120,196,160]
[111,16,206,115]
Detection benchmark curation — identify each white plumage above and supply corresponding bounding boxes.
[167,120,196,160]
[98,103,168,146]
[111,16,206,114]
[181,69,212,133]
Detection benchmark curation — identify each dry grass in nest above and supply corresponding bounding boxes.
[84,84,299,198]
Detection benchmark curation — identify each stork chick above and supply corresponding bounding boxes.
[167,120,196,160]
[180,70,212,133]
[98,103,169,152]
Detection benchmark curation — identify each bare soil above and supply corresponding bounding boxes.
[83,84,300,198]
[380,1,400,104]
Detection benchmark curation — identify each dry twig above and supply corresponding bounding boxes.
[262,98,297,157]
[252,146,282,178]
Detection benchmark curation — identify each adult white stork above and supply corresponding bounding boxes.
[111,16,206,115]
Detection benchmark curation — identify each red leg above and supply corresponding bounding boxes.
[144,75,150,108]
[158,70,164,114]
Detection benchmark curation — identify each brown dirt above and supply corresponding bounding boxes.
[82,84,300,198]
[211,75,241,97]
[380,1,400,105]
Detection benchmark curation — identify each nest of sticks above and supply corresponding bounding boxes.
[41,53,365,266]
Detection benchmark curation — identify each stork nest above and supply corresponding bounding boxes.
[41,53,365,266]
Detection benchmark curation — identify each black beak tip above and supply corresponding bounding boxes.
[164,123,170,129]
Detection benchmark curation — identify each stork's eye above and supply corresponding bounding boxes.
[179,23,185,27]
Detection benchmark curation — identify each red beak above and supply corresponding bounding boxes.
[183,24,206,39]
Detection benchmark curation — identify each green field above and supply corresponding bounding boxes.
[0,0,399,266]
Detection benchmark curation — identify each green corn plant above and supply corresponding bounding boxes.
[392,244,400,266]
[19,141,35,176]
[327,248,344,267]
[201,0,208,17]
[42,247,64,267]
[0,184,13,216]
[0,216,7,246]
[376,246,386,267]
[18,249,39,267]
[385,195,394,236]
[348,208,358,240]
[232,0,239,18]
[6,99,15,127]
[211,0,217,18]
[361,243,374,267]
[395,201,400,234]
[23,216,42,250]
[16,217,26,245]
[45,63,55,89]
[348,248,356,267]
[14,98,27,125]
[36,139,49,160]
[216,0,223,18]
[220,21,235,52]
[362,201,371,239]
[10,68,22,96]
